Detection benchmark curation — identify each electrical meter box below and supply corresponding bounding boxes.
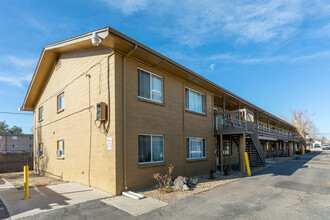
[96,102,107,121]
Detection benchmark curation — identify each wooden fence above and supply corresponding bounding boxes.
[0,152,33,173]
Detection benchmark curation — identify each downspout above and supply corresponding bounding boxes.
[123,45,138,190]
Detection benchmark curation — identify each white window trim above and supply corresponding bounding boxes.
[185,87,206,114]
[186,137,206,160]
[138,134,164,164]
[57,93,65,112]
[137,67,164,104]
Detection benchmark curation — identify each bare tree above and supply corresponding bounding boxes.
[290,109,315,140]
[308,123,319,140]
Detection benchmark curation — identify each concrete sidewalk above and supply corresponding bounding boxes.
[0,181,113,219]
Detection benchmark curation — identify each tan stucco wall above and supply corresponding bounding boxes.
[33,47,121,194]
[123,57,216,190]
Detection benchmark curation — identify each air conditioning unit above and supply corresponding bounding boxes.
[96,102,107,121]
[36,151,43,156]
[56,150,62,156]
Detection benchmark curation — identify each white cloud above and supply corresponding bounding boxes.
[0,74,32,88]
[210,64,215,70]
[103,0,330,46]
[6,55,37,69]
[207,50,330,64]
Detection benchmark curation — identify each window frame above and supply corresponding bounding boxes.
[137,68,164,104]
[57,92,65,112]
[138,134,164,165]
[223,141,230,156]
[57,140,65,157]
[39,106,44,121]
[185,87,206,114]
[186,137,206,160]
[38,143,43,156]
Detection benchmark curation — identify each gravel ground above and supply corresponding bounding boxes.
[138,171,242,204]
[0,171,65,190]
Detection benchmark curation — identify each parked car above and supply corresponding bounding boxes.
[314,143,320,148]
[322,144,330,150]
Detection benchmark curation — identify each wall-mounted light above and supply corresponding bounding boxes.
[91,32,103,46]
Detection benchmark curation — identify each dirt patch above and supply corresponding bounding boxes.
[0,171,65,190]
[138,172,242,204]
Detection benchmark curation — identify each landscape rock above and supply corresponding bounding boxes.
[173,176,188,189]
[182,184,190,191]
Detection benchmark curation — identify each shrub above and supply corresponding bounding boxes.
[209,169,214,179]
[224,167,228,176]
[153,164,174,193]
[189,176,199,186]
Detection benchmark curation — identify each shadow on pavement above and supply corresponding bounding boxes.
[253,151,322,176]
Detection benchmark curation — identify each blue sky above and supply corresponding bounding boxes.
[0,0,329,138]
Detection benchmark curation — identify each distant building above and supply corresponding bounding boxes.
[0,134,33,153]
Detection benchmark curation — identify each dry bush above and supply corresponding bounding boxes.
[153,164,174,193]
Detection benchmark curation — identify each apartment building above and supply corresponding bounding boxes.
[0,134,33,153]
[22,27,304,195]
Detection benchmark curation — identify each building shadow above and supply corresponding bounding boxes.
[0,185,71,217]
[253,151,322,176]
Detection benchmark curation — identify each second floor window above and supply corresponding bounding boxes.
[138,69,163,103]
[57,93,64,112]
[39,106,44,121]
[185,88,205,114]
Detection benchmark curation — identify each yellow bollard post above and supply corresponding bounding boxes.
[302,148,305,155]
[244,152,251,177]
[24,165,29,199]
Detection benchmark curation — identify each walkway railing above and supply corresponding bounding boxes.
[215,109,300,141]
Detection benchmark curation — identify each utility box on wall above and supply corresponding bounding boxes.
[96,102,107,121]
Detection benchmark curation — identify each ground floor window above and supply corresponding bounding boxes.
[56,140,64,157]
[38,143,43,156]
[223,141,230,155]
[138,135,164,164]
[186,137,206,159]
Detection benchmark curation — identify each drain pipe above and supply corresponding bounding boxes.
[123,45,138,190]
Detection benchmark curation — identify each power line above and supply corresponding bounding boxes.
[0,111,33,116]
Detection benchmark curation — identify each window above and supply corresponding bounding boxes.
[12,136,17,140]
[185,88,205,114]
[138,69,163,103]
[57,93,64,112]
[12,145,15,147]
[0,136,2,139]
[186,137,206,159]
[223,141,230,155]
[38,143,43,156]
[57,140,65,157]
[30,145,32,148]
[39,106,44,121]
[138,135,164,164]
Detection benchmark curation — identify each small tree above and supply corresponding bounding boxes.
[153,164,174,193]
